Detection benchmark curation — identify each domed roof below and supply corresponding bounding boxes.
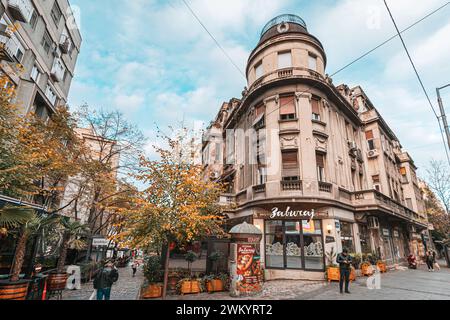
[259,14,309,44]
[261,14,307,37]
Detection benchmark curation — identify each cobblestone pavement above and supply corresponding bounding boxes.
[62,265,144,300]
[302,263,450,300]
[166,263,450,301]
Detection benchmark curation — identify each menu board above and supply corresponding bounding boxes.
[236,244,263,294]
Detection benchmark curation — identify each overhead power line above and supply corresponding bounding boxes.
[383,0,450,166]
[265,1,450,119]
[181,0,247,79]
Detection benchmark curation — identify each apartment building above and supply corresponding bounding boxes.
[0,0,81,119]
[203,14,431,281]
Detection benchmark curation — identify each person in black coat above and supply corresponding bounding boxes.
[336,248,353,294]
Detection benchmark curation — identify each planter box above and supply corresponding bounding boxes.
[0,280,30,300]
[327,267,340,282]
[206,279,224,293]
[142,284,162,299]
[361,264,374,276]
[180,280,201,295]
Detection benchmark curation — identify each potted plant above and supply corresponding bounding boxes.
[0,207,53,300]
[204,273,228,293]
[142,255,164,299]
[376,260,387,273]
[203,251,227,293]
[178,251,203,295]
[47,219,88,292]
[325,248,340,282]
[167,268,187,293]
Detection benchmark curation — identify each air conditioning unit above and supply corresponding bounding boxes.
[211,171,220,179]
[367,216,380,229]
[368,149,379,158]
[348,141,357,150]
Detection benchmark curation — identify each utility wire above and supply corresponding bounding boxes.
[265,1,450,119]
[181,0,247,79]
[383,0,450,166]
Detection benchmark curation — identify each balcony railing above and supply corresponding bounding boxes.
[249,67,325,92]
[318,181,332,193]
[281,180,302,191]
[253,184,266,193]
[51,58,65,82]
[7,0,34,23]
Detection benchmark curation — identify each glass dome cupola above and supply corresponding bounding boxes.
[260,14,307,37]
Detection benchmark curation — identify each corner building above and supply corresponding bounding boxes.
[203,15,431,280]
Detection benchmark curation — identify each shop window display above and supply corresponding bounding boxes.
[265,220,324,271]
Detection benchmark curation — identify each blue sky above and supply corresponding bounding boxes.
[68,0,450,176]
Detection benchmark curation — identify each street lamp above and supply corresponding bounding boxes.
[437,84,450,152]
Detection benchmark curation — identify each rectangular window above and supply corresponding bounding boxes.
[340,221,355,252]
[358,224,372,254]
[366,130,376,150]
[41,30,52,54]
[30,65,40,83]
[316,153,325,182]
[282,150,299,169]
[311,97,321,121]
[226,130,235,165]
[265,220,324,271]
[308,54,317,71]
[278,51,292,69]
[215,142,222,163]
[51,1,63,26]
[279,95,296,120]
[257,166,267,185]
[255,61,263,79]
[30,10,38,29]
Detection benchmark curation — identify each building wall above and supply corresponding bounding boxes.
[1,0,81,115]
[204,16,430,279]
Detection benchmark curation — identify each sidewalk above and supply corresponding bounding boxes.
[62,265,144,300]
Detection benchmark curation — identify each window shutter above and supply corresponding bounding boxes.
[280,95,296,115]
[365,130,374,140]
[282,150,298,169]
[316,153,325,168]
[255,103,265,117]
[311,97,320,114]
[400,167,407,176]
[278,51,292,69]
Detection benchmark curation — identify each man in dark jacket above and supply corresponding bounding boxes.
[336,248,352,294]
[94,261,119,300]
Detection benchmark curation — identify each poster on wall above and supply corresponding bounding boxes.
[236,244,263,294]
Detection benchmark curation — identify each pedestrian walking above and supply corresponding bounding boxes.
[93,261,119,300]
[131,261,138,277]
[425,250,435,272]
[432,250,440,271]
[336,248,353,294]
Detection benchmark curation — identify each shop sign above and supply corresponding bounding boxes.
[92,238,109,247]
[326,236,335,244]
[270,207,315,219]
[393,230,399,238]
[382,229,390,237]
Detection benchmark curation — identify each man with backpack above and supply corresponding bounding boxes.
[93,261,119,300]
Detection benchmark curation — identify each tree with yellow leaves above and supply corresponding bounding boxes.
[113,127,225,298]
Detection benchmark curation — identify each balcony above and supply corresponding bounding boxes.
[281,180,302,191]
[50,58,65,82]
[249,67,325,92]
[253,184,266,193]
[7,0,34,23]
[318,181,332,193]
[59,34,72,54]
[0,32,17,62]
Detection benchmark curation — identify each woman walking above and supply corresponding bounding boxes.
[426,250,435,272]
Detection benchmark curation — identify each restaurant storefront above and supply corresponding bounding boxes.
[264,220,324,271]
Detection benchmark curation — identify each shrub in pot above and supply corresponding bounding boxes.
[376,260,387,273]
[324,248,340,282]
[178,251,203,295]
[203,273,228,293]
[142,256,164,299]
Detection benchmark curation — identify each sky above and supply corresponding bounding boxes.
[67,0,450,177]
